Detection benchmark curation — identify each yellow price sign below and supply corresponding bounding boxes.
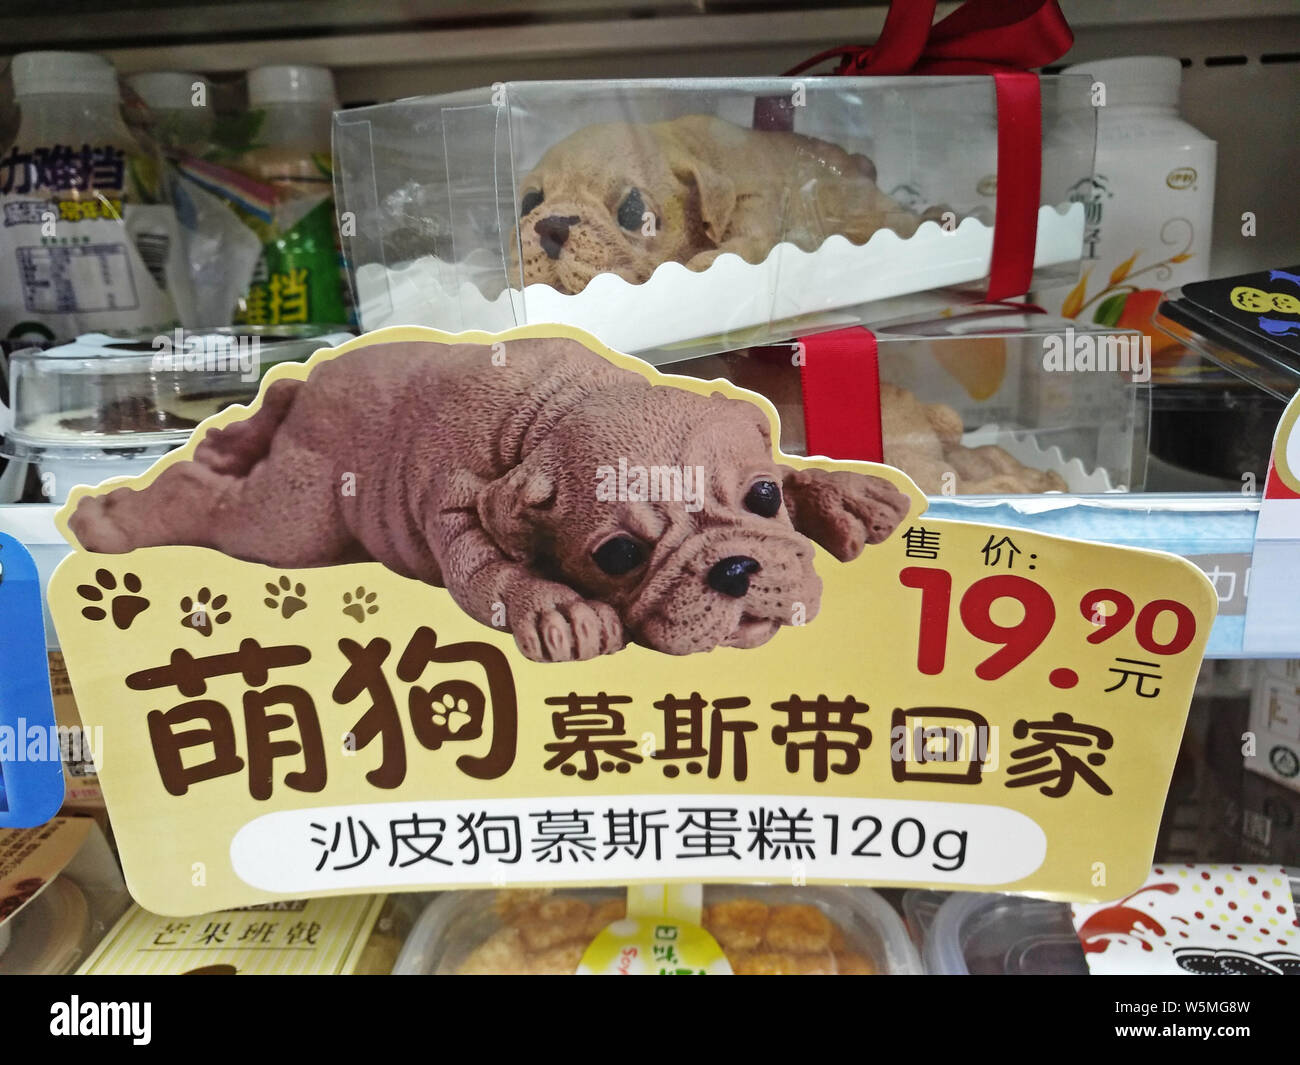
[47,326,1216,915]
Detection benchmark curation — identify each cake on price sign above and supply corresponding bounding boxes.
[45,325,1217,916]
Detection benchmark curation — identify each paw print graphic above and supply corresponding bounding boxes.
[342,587,378,623]
[264,575,307,618]
[77,569,149,630]
[410,681,485,750]
[429,689,474,734]
[180,588,231,637]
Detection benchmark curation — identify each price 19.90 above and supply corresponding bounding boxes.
[899,567,1197,683]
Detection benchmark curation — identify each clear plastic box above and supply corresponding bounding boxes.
[668,310,1148,494]
[394,885,921,975]
[907,890,1089,975]
[0,822,129,976]
[0,326,351,502]
[333,77,1094,359]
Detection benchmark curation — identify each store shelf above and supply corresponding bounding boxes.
[929,492,1260,658]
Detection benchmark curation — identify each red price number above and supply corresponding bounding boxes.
[1078,588,1196,654]
[900,568,1198,683]
[900,568,1054,680]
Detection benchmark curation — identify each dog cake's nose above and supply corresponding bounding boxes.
[707,556,760,598]
[535,215,579,259]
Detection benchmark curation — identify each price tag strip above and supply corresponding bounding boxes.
[1244,387,1300,654]
[45,325,1217,915]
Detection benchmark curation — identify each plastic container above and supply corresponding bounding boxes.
[0,51,191,343]
[0,877,92,975]
[394,886,922,975]
[127,70,214,155]
[230,64,347,327]
[334,76,1093,359]
[666,310,1147,494]
[1038,56,1216,367]
[914,891,1089,975]
[0,326,352,502]
[1156,272,1300,406]
[353,893,430,975]
[1147,365,1284,486]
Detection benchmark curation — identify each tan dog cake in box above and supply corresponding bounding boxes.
[68,337,911,662]
[514,115,929,295]
[674,353,1069,495]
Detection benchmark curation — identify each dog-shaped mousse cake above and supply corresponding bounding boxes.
[68,337,912,662]
[515,115,930,295]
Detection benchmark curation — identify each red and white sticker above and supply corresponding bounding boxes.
[1070,864,1300,975]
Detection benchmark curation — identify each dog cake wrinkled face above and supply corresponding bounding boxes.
[514,122,728,295]
[480,383,822,655]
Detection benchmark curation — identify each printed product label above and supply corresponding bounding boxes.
[236,197,345,327]
[1046,142,1216,357]
[578,884,728,974]
[578,915,731,975]
[46,325,1217,914]
[1071,864,1299,975]
[1245,667,1300,791]
[0,141,182,340]
[77,894,384,974]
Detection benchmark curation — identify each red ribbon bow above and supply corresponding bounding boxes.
[784,0,1073,77]
[790,1,1075,464]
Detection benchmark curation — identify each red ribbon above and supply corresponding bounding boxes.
[787,2,1072,463]
[764,0,1071,302]
[783,0,1073,77]
[986,69,1042,301]
[799,327,884,463]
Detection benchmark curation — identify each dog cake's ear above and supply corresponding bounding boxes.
[673,156,736,245]
[711,391,775,449]
[478,461,557,562]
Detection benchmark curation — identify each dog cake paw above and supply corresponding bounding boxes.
[68,491,136,555]
[509,590,625,663]
[781,468,911,562]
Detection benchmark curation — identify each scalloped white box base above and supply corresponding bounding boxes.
[961,423,1119,494]
[357,204,1084,354]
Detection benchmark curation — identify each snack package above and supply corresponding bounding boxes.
[46,651,105,827]
[78,893,399,975]
[334,77,1093,359]
[226,66,348,327]
[395,886,921,976]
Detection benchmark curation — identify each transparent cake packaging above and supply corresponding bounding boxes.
[334,77,1093,359]
[1,326,351,502]
[667,309,1148,496]
[394,885,921,976]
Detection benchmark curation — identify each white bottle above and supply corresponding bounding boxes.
[238,64,335,190]
[233,64,347,326]
[1042,56,1217,346]
[0,51,188,344]
[127,70,214,156]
